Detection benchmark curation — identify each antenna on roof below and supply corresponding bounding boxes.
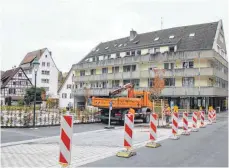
[161,17,163,30]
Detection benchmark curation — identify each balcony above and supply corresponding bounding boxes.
[73,86,228,97]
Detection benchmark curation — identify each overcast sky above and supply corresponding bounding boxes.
[1,0,228,72]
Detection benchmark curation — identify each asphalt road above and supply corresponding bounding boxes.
[82,112,228,167]
[1,123,106,143]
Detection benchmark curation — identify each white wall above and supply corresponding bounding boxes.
[58,69,74,108]
[24,49,59,98]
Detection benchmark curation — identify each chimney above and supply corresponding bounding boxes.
[129,29,137,41]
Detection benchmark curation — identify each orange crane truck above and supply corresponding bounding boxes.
[92,83,153,124]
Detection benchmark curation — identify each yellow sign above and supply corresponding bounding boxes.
[174,106,178,113]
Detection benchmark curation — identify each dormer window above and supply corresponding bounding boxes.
[169,35,174,39]
[118,44,123,47]
[154,37,159,41]
[189,33,195,37]
[105,47,109,50]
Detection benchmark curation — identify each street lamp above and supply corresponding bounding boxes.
[32,57,40,127]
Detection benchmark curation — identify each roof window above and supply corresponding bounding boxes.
[114,44,117,47]
[96,48,99,52]
[105,47,109,50]
[154,37,159,41]
[124,43,127,47]
[169,35,174,39]
[189,33,195,37]
[118,44,123,47]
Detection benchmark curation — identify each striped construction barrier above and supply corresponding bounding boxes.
[200,111,206,128]
[116,113,136,158]
[170,112,180,140]
[213,110,216,123]
[208,110,212,125]
[191,112,199,132]
[182,112,190,135]
[59,115,73,167]
[146,113,161,148]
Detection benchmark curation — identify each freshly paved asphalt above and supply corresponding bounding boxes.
[82,112,228,167]
[1,123,106,143]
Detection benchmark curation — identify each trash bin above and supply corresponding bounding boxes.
[216,107,220,113]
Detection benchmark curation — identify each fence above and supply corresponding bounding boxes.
[0,108,100,128]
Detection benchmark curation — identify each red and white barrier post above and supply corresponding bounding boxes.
[170,112,180,140]
[146,113,161,148]
[181,112,190,135]
[191,112,199,132]
[59,115,73,167]
[212,110,216,123]
[200,111,206,128]
[208,110,212,125]
[116,114,136,158]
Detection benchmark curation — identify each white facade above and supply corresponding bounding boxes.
[58,68,75,108]
[21,49,59,98]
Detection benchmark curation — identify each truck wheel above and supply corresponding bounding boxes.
[143,115,150,123]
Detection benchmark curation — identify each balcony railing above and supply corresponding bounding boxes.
[73,86,228,97]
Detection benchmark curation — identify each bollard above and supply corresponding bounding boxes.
[116,114,136,158]
[200,111,206,128]
[208,110,212,125]
[170,112,180,140]
[181,112,190,135]
[146,113,161,148]
[191,112,199,132]
[59,115,73,167]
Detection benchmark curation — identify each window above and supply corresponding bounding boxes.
[112,80,120,88]
[123,65,136,72]
[169,46,175,52]
[62,93,67,98]
[126,51,130,56]
[116,53,120,57]
[132,65,136,71]
[112,66,119,73]
[183,61,194,68]
[114,44,117,47]
[102,68,108,74]
[154,37,159,41]
[154,47,160,53]
[164,63,169,70]
[96,48,99,52]
[105,47,109,50]
[98,56,104,61]
[41,79,49,83]
[9,88,16,94]
[42,70,50,75]
[80,70,85,76]
[80,82,84,88]
[70,93,73,99]
[169,35,174,39]
[131,51,135,56]
[182,77,194,87]
[42,62,45,66]
[18,73,22,77]
[67,84,71,89]
[102,81,108,88]
[13,82,16,85]
[90,69,96,75]
[123,79,139,87]
[189,33,195,37]
[170,63,174,70]
[118,44,123,47]
[165,78,175,86]
[47,62,50,67]
[136,50,141,56]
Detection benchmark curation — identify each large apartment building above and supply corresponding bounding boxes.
[72,20,228,111]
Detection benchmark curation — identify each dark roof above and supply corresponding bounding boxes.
[20,48,47,65]
[80,21,218,63]
[1,67,32,88]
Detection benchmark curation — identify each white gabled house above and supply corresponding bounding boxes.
[58,67,75,108]
[19,48,59,98]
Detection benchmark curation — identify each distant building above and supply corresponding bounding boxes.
[19,48,59,98]
[1,67,32,105]
[58,67,75,108]
[72,20,228,111]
